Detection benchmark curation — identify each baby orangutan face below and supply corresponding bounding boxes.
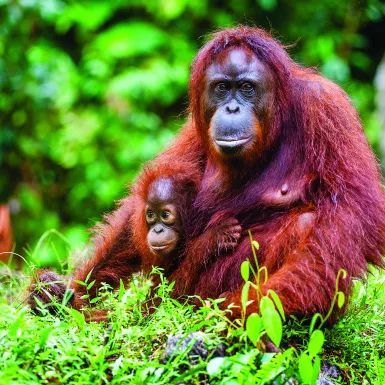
[145,178,181,256]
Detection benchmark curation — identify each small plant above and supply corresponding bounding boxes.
[240,233,285,350]
[237,234,348,384]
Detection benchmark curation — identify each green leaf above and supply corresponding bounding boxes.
[240,260,250,282]
[207,357,225,377]
[38,327,54,350]
[246,313,262,345]
[118,279,125,300]
[64,308,85,326]
[337,291,345,308]
[261,307,282,348]
[90,297,100,304]
[252,240,260,250]
[85,269,94,284]
[74,280,87,286]
[10,314,24,337]
[260,296,275,314]
[268,290,285,321]
[311,356,321,385]
[308,330,325,357]
[86,280,96,290]
[298,352,313,384]
[241,281,251,312]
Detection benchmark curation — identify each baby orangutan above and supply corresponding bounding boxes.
[27,162,242,318]
[127,163,244,300]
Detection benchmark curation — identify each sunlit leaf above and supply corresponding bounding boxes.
[260,296,275,314]
[252,240,260,250]
[246,313,262,345]
[308,330,324,357]
[268,290,285,321]
[241,281,251,312]
[298,352,313,384]
[261,307,282,348]
[240,260,250,282]
[311,356,321,385]
[337,291,345,308]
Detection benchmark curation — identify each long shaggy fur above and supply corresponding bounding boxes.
[186,26,385,319]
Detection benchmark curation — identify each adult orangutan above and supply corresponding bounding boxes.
[29,26,385,321]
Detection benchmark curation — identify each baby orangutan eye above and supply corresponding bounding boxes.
[146,210,155,220]
[161,211,170,219]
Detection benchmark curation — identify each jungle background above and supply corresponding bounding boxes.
[1,0,385,267]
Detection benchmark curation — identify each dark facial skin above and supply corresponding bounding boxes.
[204,48,273,157]
[145,178,181,256]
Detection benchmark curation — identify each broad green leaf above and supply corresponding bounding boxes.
[260,296,275,314]
[246,313,262,345]
[298,352,313,384]
[308,330,325,357]
[311,356,321,385]
[207,357,225,377]
[240,260,250,282]
[262,307,282,348]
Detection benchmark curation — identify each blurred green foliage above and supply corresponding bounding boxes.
[1,0,384,266]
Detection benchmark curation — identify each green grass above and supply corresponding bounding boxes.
[1,251,385,384]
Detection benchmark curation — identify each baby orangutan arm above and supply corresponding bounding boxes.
[27,269,74,314]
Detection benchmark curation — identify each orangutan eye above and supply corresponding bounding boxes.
[146,210,155,220]
[241,82,254,92]
[216,82,229,92]
[161,211,170,219]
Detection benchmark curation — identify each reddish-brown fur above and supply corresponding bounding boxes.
[0,204,12,261]
[29,26,385,322]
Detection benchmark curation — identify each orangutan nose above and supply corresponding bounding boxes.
[226,99,240,114]
[154,224,164,234]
